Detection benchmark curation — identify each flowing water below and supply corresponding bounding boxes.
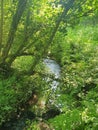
[1,58,61,130]
[43,58,61,108]
[44,58,61,89]
[44,58,60,78]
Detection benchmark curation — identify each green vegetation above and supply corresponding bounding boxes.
[48,24,98,130]
[0,0,98,130]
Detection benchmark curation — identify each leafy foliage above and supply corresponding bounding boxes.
[47,22,98,130]
[0,0,98,129]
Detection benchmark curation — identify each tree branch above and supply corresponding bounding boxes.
[26,0,75,75]
[2,0,27,62]
[13,52,35,57]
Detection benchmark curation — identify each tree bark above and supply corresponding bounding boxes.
[0,0,4,54]
[27,0,75,75]
[2,0,27,63]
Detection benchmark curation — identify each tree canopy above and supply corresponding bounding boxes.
[0,0,97,76]
[0,0,98,129]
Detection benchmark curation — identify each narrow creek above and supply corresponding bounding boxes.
[1,58,61,130]
[44,58,61,89]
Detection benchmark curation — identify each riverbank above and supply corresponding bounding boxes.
[1,58,61,130]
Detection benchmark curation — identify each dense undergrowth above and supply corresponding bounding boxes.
[0,70,48,126]
[0,0,98,129]
[0,21,98,130]
[47,24,98,130]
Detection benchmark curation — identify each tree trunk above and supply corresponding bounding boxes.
[27,0,75,75]
[7,9,31,66]
[2,0,27,63]
[0,0,4,54]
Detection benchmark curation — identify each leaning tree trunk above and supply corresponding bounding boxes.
[27,0,75,75]
[0,0,27,77]
[7,8,31,66]
[2,0,27,63]
[0,0,4,54]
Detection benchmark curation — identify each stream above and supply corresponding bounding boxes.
[44,58,61,89]
[1,58,61,130]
